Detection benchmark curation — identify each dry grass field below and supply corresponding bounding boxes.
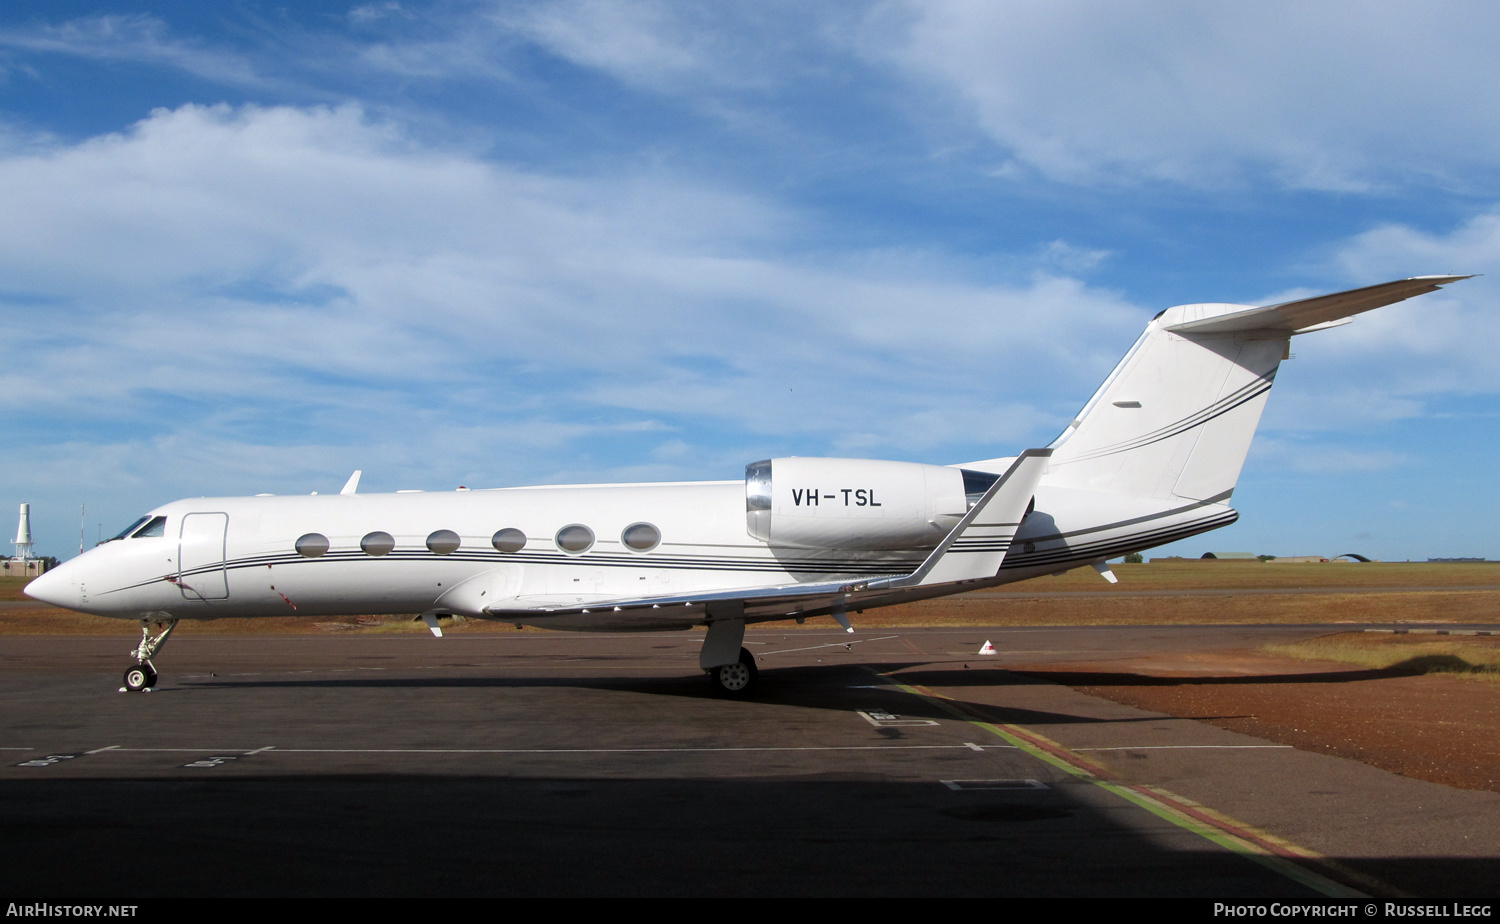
[1267,631,1500,683]
[3,560,1498,636]
[855,561,1500,628]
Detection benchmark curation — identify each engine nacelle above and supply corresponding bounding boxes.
[745,457,1002,550]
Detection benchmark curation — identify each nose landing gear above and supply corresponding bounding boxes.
[121,618,177,693]
[123,664,157,692]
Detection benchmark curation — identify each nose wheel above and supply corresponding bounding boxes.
[121,619,177,693]
[708,647,759,695]
[123,665,158,692]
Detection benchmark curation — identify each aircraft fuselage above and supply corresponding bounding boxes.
[28,477,1234,627]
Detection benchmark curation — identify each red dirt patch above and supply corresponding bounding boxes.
[1009,650,1500,793]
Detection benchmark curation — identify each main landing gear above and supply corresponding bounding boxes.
[122,618,177,693]
[709,647,759,695]
[700,605,758,695]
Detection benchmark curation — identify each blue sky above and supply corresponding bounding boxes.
[2,1,1497,562]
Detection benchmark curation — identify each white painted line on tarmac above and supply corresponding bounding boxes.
[859,709,939,728]
[12,746,121,766]
[244,746,275,755]
[96,747,272,753]
[764,635,899,656]
[14,753,78,768]
[183,755,239,769]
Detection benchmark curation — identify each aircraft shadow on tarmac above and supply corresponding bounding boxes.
[179,662,1225,730]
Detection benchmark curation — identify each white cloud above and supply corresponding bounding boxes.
[1196,208,1500,439]
[1036,240,1112,274]
[10,4,1499,199]
[505,0,699,84]
[0,102,1146,513]
[496,0,851,95]
[0,14,265,87]
[868,0,1500,189]
[1248,437,1413,474]
[1311,216,1500,384]
[349,3,410,26]
[1334,213,1500,283]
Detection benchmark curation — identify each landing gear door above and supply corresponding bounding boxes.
[178,512,229,600]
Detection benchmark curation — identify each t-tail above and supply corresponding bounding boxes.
[1005,276,1472,571]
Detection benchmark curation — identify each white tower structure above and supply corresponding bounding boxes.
[13,503,34,562]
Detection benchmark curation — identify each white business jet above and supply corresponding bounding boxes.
[26,276,1469,694]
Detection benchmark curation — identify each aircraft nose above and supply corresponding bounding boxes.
[23,566,80,609]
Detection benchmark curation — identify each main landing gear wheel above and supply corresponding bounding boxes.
[123,665,157,692]
[709,647,759,696]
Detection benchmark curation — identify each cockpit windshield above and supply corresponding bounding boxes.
[132,516,166,538]
[106,515,166,542]
[108,516,151,542]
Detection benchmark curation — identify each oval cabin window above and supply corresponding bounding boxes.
[295,533,330,558]
[621,522,661,552]
[555,524,595,553]
[360,531,395,556]
[426,529,461,555]
[492,528,527,553]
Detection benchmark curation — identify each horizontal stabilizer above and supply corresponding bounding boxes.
[1165,275,1472,336]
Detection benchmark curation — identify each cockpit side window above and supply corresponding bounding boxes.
[108,516,151,542]
[130,516,167,538]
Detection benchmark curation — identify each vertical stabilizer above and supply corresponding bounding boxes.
[1045,312,1283,502]
[1044,275,1470,504]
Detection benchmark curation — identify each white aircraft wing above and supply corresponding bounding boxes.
[482,449,1051,631]
[1165,275,1473,336]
